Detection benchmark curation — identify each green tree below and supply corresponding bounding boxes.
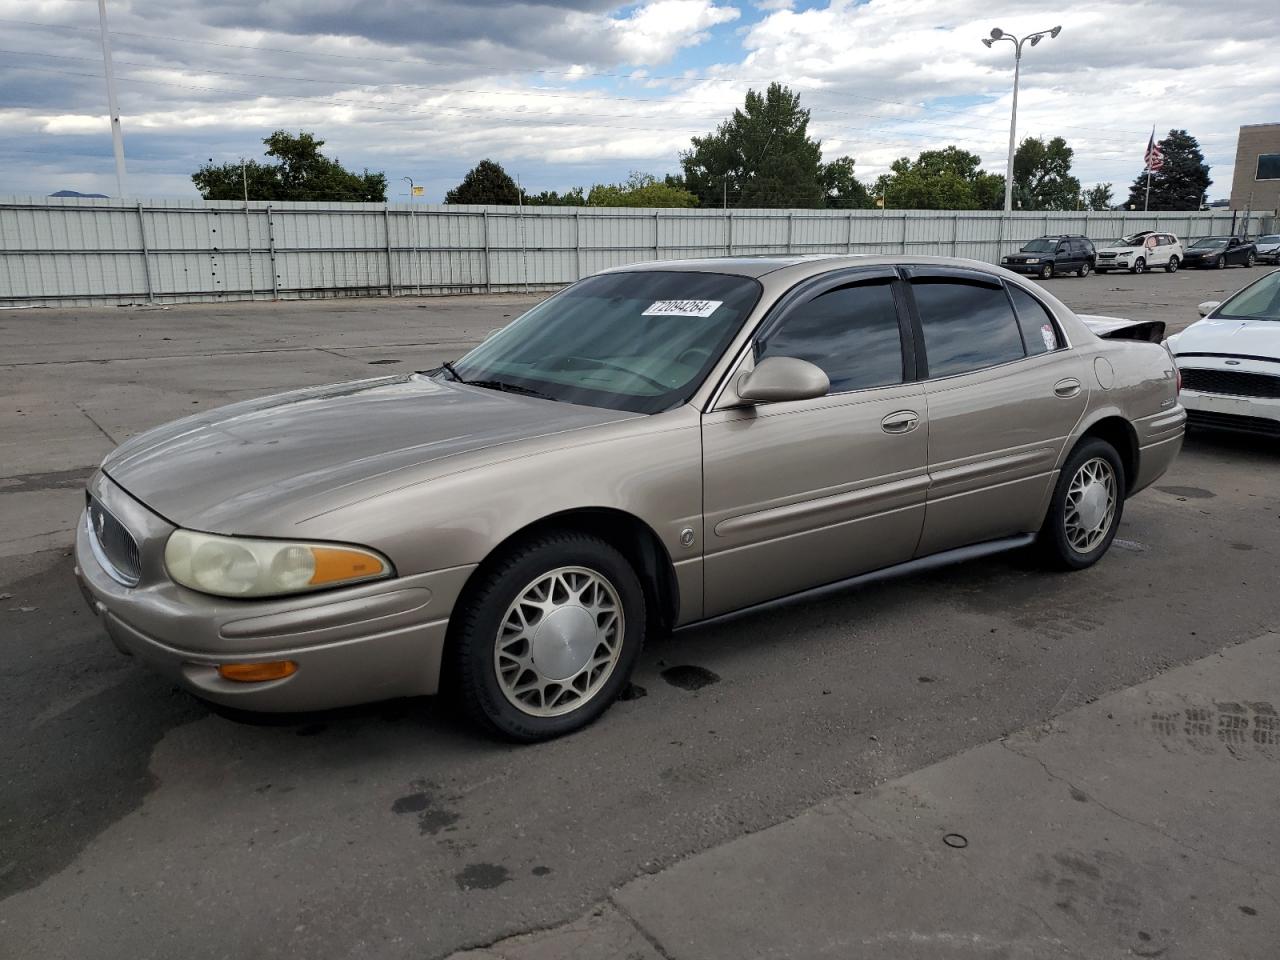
[445,159,521,204]
[586,172,698,207]
[522,186,586,206]
[821,156,873,209]
[192,131,386,202]
[1126,129,1212,210]
[680,83,826,208]
[1013,136,1081,210]
[1082,183,1114,211]
[873,146,1003,210]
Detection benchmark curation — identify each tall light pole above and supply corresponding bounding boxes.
[982,25,1061,213]
[96,0,127,197]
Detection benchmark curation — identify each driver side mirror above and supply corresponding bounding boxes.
[1198,301,1220,317]
[737,356,830,404]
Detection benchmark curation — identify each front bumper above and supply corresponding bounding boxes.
[1001,261,1049,275]
[1094,258,1133,270]
[74,472,474,712]
[1180,390,1280,436]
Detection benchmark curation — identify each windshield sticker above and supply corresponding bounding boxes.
[642,299,723,318]
[1041,324,1057,351]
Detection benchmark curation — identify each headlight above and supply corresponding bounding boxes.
[1025,258,1040,264]
[164,530,392,598]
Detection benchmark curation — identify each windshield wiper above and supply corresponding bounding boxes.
[464,378,558,402]
[439,360,466,381]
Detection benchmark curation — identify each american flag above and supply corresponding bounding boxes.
[1145,130,1164,172]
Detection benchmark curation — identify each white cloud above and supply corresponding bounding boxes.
[1,0,1277,200]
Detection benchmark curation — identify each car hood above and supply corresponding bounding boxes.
[1183,247,1223,256]
[1096,245,1140,254]
[102,374,638,533]
[1169,317,1280,359]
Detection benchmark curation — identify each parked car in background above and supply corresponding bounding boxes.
[74,255,1183,740]
[1167,268,1280,436]
[1255,235,1280,265]
[1001,235,1096,279]
[1181,236,1258,269]
[1094,231,1184,274]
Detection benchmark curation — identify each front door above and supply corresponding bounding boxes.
[701,271,929,616]
[903,270,1089,556]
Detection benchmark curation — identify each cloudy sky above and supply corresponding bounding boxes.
[1,0,1277,203]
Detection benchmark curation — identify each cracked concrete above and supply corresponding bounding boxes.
[452,633,1280,959]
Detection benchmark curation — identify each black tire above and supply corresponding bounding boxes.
[1039,262,1054,279]
[1165,255,1179,273]
[1077,261,1091,278]
[1130,257,1146,274]
[1036,437,1126,571]
[1215,255,1226,270]
[1245,252,1256,268]
[447,531,646,742]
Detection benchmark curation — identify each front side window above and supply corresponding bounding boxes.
[1008,286,1062,356]
[911,278,1026,377]
[756,280,904,393]
[448,270,761,414]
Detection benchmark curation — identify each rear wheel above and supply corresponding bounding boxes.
[1165,255,1179,273]
[1039,262,1054,279]
[1037,438,1126,571]
[1130,257,1146,274]
[448,531,646,741]
[1077,261,1091,278]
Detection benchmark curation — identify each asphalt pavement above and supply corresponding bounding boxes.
[2,266,1278,959]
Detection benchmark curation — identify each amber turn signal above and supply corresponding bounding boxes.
[217,660,298,683]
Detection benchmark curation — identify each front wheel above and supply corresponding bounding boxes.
[1215,255,1226,269]
[1039,262,1054,280]
[1165,256,1179,273]
[1037,438,1126,570]
[1130,258,1146,274]
[1078,261,1091,278]
[448,531,646,741]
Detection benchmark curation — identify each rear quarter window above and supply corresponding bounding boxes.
[1008,286,1062,356]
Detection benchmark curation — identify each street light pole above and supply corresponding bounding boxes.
[982,25,1061,213]
[96,0,127,197]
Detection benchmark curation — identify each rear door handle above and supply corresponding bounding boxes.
[881,410,920,434]
[1054,378,1082,399]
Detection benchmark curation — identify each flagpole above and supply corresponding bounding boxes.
[1143,126,1155,212]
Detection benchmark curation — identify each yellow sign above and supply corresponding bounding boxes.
[411,185,424,197]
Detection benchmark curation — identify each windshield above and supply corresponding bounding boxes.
[1259,235,1280,244]
[1214,270,1280,321]
[1191,238,1228,249]
[1020,238,1057,253]
[1107,234,1147,247]
[445,270,761,413]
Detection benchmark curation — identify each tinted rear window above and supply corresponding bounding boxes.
[1008,286,1061,356]
[912,279,1026,377]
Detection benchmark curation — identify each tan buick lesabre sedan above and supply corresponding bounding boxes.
[76,256,1184,740]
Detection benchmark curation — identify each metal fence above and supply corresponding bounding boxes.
[1,195,1272,307]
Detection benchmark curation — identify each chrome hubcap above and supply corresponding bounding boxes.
[494,566,624,717]
[1064,457,1117,554]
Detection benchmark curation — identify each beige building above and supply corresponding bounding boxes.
[1230,123,1280,211]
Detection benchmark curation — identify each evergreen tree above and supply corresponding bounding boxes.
[1125,130,1212,210]
[445,160,521,205]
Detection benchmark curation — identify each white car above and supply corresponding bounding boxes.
[1257,234,1280,265]
[1166,269,1280,436]
[1094,231,1184,274]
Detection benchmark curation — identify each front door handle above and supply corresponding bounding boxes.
[1054,378,1082,399]
[881,410,920,434]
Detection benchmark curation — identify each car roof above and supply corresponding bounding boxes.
[597,255,845,279]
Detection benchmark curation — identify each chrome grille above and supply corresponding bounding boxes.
[1180,368,1280,400]
[87,495,142,586]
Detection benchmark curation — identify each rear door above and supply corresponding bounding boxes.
[700,269,929,616]
[903,269,1089,556]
